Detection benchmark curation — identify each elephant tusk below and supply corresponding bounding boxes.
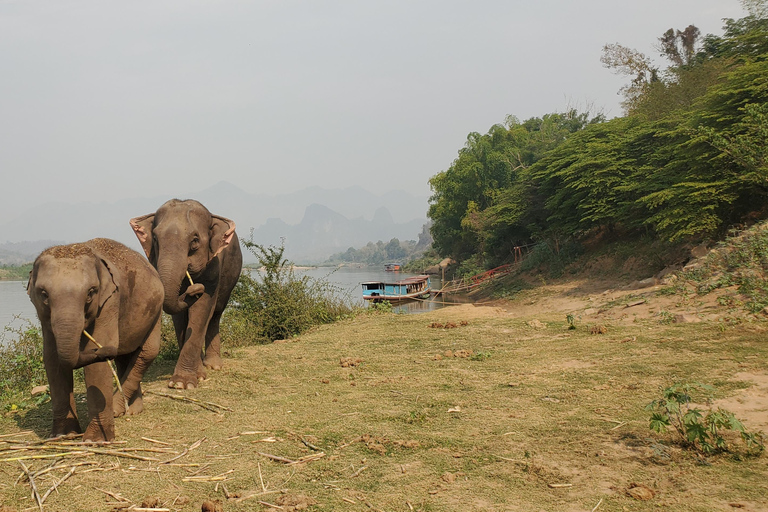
[83,331,129,414]
[186,271,195,286]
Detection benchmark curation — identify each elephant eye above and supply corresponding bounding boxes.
[40,289,49,305]
[190,236,201,251]
[86,287,97,303]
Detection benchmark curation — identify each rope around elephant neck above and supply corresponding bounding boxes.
[82,331,129,414]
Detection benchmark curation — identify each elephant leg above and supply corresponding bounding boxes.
[203,309,224,370]
[43,335,81,438]
[112,355,131,418]
[169,295,214,389]
[83,361,115,442]
[171,310,188,350]
[114,320,161,417]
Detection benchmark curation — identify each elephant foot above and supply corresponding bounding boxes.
[168,372,204,390]
[203,353,223,370]
[113,393,144,417]
[50,418,82,439]
[83,419,115,442]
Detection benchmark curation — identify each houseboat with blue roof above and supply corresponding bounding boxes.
[362,275,431,302]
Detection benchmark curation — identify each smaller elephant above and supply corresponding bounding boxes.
[28,239,164,442]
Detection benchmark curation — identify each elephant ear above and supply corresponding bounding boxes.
[129,214,155,259]
[97,258,119,309]
[209,215,236,259]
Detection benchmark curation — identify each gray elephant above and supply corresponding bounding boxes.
[130,199,242,389]
[28,238,164,442]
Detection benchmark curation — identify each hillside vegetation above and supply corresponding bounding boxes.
[428,6,768,270]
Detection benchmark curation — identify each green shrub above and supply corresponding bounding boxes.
[647,382,764,455]
[0,320,46,409]
[226,241,357,343]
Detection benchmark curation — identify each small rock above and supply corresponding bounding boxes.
[673,314,701,324]
[141,498,160,508]
[626,483,654,501]
[441,472,456,483]
[31,385,49,396]
[583,308,598,316]
[201,500,223,512]
[527,319,546,329]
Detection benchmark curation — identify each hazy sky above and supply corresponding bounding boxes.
[0,0,746,220]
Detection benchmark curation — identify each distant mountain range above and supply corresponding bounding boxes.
[0,181,429,264]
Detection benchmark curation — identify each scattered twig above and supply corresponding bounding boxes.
[258,452,296,464]
[144,391,233,412]
[258,462,266,492]
[350,466,368,478]
[338,437,362,449]
[610,421,627,431]
[342,497,356,504]
[96,487,130,502]
[40,465,77,504]
[547,483,573,489]
[293,452,325,465]
[1,451,89,462]
[0,431,34,439]
[19,461,43,511]
[160,449,189,464]
[142,437,172,446]
[257,501,284,510]
[182,469,234,482]
[189,437,207,451]
[300,437,321,451]
[591,498,604,512]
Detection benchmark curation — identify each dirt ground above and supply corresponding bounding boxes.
[1,280,767,512]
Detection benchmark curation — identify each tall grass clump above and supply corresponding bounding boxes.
[224,240,357,344]
[0,320,46,409]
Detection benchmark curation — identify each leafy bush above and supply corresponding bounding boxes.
[0,320,46,408]
[226,241,357,343]
[646,382,764,455]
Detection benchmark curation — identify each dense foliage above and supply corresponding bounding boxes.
[428,5,768,267]
[228,241,356,343]
[0,322,47,409]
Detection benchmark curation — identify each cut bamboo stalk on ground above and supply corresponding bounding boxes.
[144,391,233,412]
[19,461,43,512]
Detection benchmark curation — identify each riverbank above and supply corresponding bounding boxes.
[1,279,766,511]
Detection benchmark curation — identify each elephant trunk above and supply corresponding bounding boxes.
[157,257,191,315]
[50,309,86,369]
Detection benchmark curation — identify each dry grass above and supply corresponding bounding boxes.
[1,302,767,511]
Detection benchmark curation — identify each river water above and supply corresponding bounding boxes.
[0,266,446,346]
